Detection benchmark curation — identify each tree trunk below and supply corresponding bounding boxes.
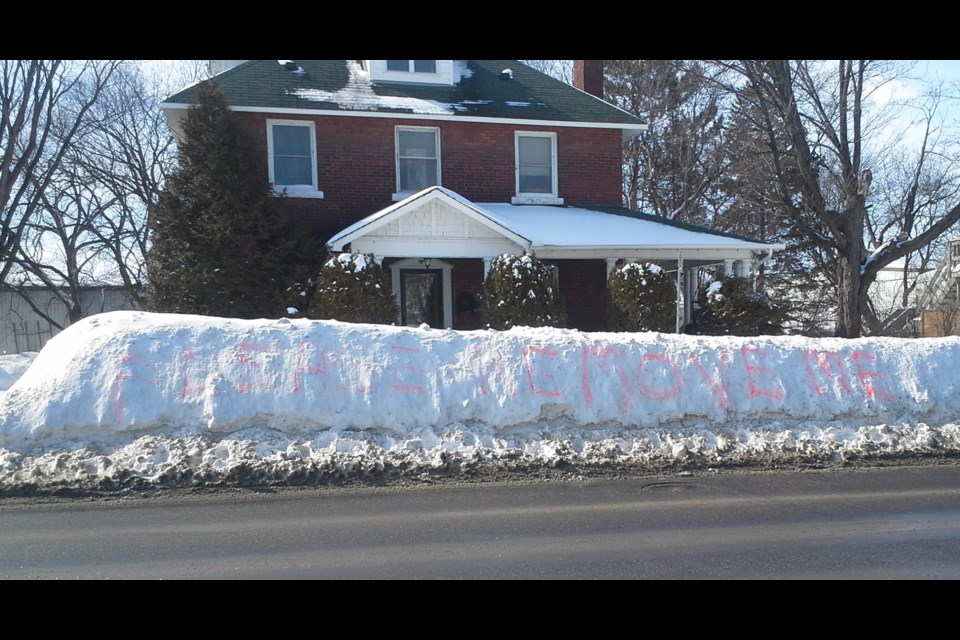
[836,202,866,337]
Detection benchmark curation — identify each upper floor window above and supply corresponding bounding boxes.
[395,126,440,198]
[387,60,437,74]
[267,119,322,198]
[513,131,563,205]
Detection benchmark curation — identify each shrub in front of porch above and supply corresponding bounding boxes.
[481,252,565,330]
[694,275,787,336]
[307,253,398,324]
[606,261,676,333]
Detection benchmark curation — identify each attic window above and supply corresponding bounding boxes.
[387,60,437,73]
[369,60,453,85]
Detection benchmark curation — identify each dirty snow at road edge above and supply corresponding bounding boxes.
[1,310,958,492]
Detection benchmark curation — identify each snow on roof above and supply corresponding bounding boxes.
[328,187,780,254]
[478,203,777,250]
[289,61,456,115]
[452,60,473,82]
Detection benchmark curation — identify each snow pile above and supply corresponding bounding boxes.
[0,352,37,392]
[1,310,960,491]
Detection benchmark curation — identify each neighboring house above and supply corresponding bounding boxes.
[916,239,960,337]
[162,60,782,331]
[865,258,928,337]
[0,286,138,354]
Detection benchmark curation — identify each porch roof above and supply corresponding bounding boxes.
[327,187,784,264]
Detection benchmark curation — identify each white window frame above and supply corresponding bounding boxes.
[266,119,323,198]
[390,258,454,329]
[367,60,453,86]
[513,131,563,205]
[393,126,441,200]
[387,60,437,73]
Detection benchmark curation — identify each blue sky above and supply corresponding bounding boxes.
[917,60,960,84]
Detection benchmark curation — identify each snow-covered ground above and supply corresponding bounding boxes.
[1,310,958,493]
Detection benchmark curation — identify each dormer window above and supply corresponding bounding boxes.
[387,60,437,74]
[368,60,454,85]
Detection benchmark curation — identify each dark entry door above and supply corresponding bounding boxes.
[400,269,443,327]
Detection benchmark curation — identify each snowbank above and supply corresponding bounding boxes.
[0,352,37,392]
[2,311,959,449]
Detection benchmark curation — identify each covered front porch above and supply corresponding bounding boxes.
[326,187,784,331]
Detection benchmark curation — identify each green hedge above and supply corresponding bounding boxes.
[607,261,677,332]
[694,275,786,336]
[307,253,398,324]
[481,253,565,330]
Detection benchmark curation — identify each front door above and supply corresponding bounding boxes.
[400,269,443,327]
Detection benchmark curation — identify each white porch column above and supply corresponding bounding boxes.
[684,266,699,328]
[724,259,735,277]
[675,254,684,333]
[482,257,493,279]
[605,258,618,279]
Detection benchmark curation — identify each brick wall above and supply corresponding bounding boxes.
[241,113,623,243]
[242,113,622,330]
[551,259,608,331]
[449,258,485,330]
[573,60,604,99]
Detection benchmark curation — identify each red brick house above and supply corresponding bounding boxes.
[162,60,781,331]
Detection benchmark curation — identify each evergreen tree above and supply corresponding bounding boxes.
[146,82,296,318]
[607,261,676,332]
[481,252,565,330]
[307,253,398,324]
[605,60,729,225]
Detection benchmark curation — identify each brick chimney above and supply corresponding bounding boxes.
[573,60,604,98]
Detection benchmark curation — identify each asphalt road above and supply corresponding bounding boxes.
[1,465,959,579]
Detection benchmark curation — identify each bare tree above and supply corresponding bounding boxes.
[606,60,730,224]
[0,60,122,288]
[711,60,960,337]
[70,62,184,306]
[3,61,194,328]
[10,167,111,326]
[864,87,960,330]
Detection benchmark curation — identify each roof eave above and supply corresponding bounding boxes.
[160,102,645,133]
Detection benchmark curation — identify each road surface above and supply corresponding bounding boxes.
[1,465,959,578]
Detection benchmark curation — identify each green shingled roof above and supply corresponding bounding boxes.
[164,60,645,128]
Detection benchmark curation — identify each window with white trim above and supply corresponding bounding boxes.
[387,60,437,73]
[395,126,440,197]
[267,119,321,197]
[368,60,453,85]
[514,131,562,204]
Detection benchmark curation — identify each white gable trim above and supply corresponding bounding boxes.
[328,188,784,269]
[327,187,532,253]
